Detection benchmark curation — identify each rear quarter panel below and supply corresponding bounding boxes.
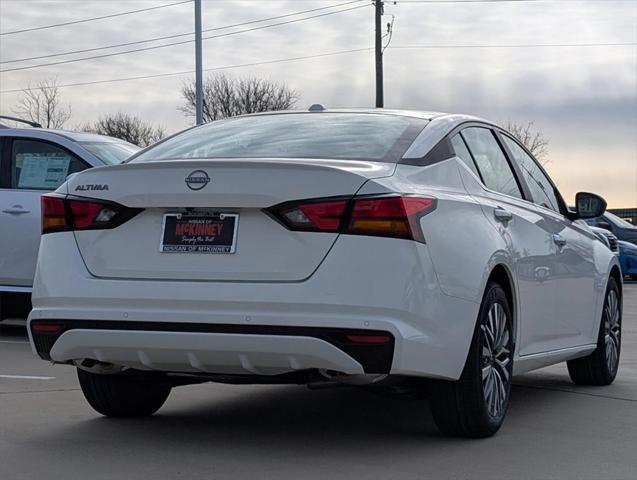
[369,159,510,305]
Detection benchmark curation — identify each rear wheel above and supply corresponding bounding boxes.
[567,277,621,386]
[428,282,513,438]
[77,368,171,417]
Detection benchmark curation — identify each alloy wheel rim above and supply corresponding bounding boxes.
[604,289,621,374]
[481,302,511,418]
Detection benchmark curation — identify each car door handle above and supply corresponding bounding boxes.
[2,205,30,215]
[493,208,513,223]
[552,233,567,248]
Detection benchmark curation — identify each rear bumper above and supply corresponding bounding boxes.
[31,320,393,375]
[29,233,481,380]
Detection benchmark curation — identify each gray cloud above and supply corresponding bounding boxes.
[0,0,635,205]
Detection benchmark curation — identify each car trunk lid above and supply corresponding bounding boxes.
[69,158,395,282]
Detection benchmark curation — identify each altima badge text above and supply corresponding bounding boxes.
[75,184,109,192]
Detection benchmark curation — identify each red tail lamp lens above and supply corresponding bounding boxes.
[32,323,64,334]
[41,194,140,234]
[68,199,118,229]
[41,195,69,234]
[268,195,436,241]
[278,200,347,232]
[346,196,435,241]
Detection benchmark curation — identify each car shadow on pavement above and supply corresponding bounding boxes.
[98,385,440,442]
[36,377,590,450]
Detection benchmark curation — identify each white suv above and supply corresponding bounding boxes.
[0,118,138,320]
[27,109,621,437]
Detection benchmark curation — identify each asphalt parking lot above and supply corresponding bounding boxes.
[1,283,635,480]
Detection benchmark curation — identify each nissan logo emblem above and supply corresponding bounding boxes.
[185,170,211,191]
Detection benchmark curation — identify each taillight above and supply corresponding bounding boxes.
[347,196,435,241]
[41,194,142,235]
[68,199,119,229]
[41,195,68,234]
[267,195,436,242]
[274,199,348,232]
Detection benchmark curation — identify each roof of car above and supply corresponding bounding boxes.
[242,108,496,127]
[302,108,445,119]
[0,126,126,144]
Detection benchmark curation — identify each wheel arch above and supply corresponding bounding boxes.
[590,262,622,344]
[606,263,623,323]
[609,264,623,296]
[485,264,518,349]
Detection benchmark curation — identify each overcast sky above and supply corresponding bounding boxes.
[0,0,635,207]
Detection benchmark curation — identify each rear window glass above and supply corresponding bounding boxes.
[131,113,420,163]
[81,142,139,165]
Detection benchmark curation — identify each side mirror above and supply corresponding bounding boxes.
[575,192,607,219]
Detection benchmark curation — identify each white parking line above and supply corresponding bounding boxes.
[0,374,55,380]
[0,340,29,344]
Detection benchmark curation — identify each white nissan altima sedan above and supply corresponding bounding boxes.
[27,108,622,437]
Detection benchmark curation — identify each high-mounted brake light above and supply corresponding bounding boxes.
[41,194,142,235]
[267,195,436,242]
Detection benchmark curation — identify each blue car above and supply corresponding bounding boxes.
[617,240,637,280]
[586,212,637,244]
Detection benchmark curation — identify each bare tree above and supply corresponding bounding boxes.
[80,112,165,147]
[12,78,72,129]
[505,121,550,165]
[180,73,298,123]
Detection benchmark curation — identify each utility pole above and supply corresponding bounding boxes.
[194,0,204,125]
[374,0,384,108]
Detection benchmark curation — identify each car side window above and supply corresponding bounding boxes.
[460,127,523,199]
[501,135,560,212]
[11,139,88,191]
[450,134,480,178]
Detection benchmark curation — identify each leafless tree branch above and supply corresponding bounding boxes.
[12,77,71,129]
[180,73,298,123]
[505,121,550,166]
[79,112,165,147]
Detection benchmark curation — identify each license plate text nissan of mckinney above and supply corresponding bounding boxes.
[160,213,238,253]
[29,109,622,438]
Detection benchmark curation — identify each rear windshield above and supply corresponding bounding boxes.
[81,141,140,165]
[130,113,425,163]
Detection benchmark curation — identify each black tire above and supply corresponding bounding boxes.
[567,277,621,386]
[428,282,514,438]
[77,368,171,417]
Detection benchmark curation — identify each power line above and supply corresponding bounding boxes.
[0,48,373,94]
[394,0,634,3]
[0,0,365,65]
[0,4,369,73]
[0,1,192,36]
[390,42,637,48]
[1,40,633,94]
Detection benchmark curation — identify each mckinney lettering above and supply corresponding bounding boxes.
[175,223,224,237]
